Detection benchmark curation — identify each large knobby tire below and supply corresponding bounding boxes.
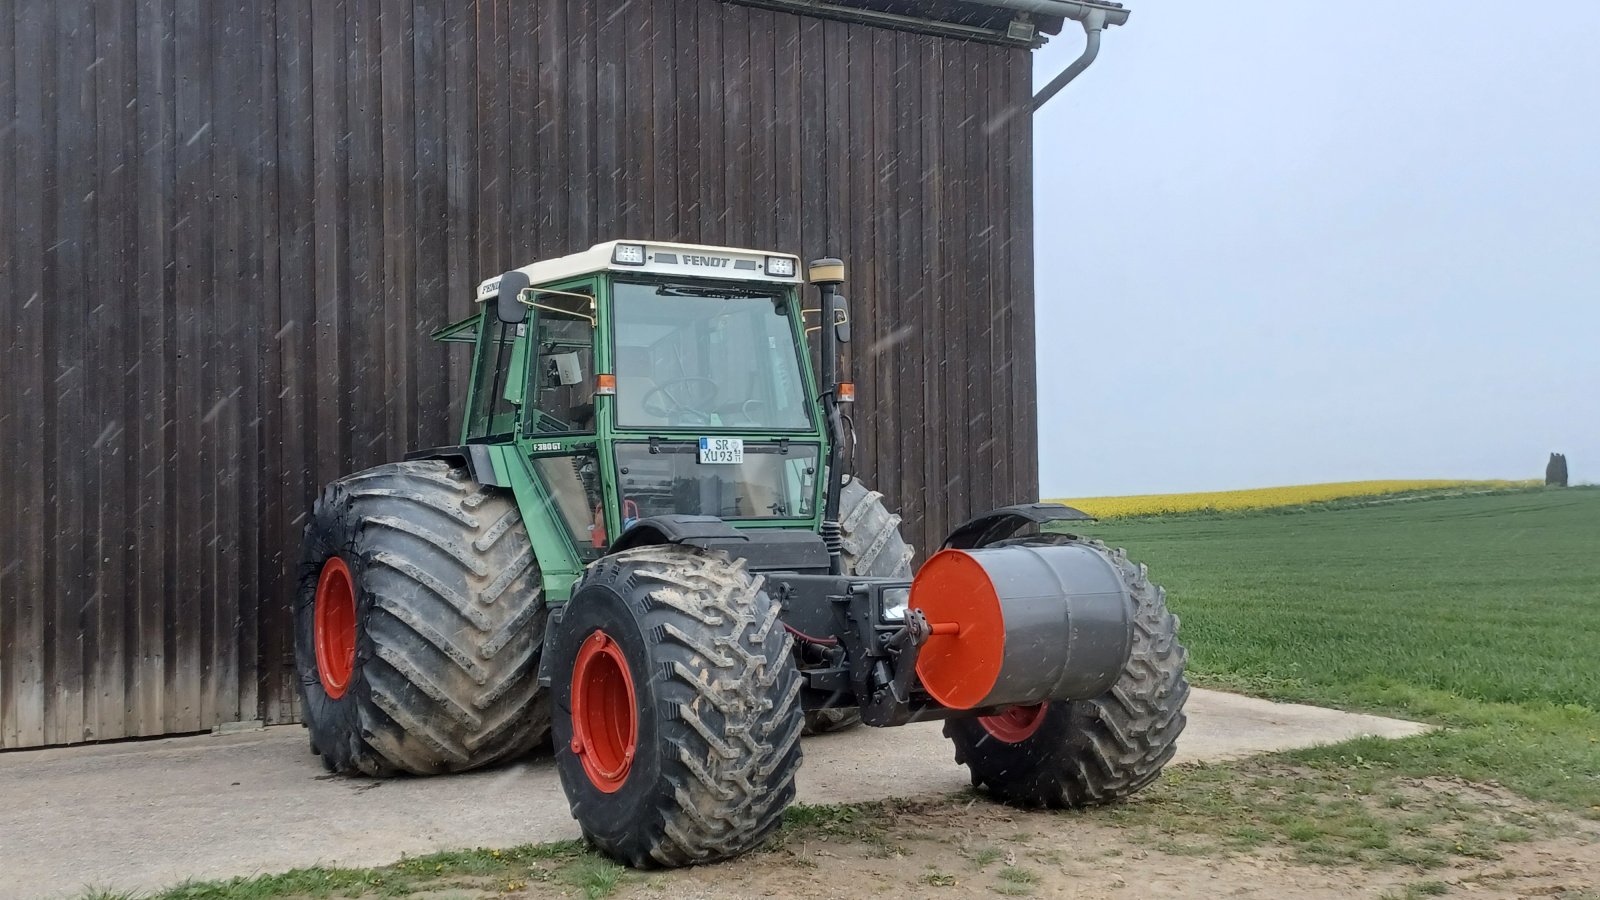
[944,535,1188,807]
[552,545,804,867]
[802,476,916,736]
[295,460,550,776]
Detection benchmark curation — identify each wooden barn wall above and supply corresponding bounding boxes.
[0,0,1037,748]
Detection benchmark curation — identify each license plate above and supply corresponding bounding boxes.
[698,437,744,464]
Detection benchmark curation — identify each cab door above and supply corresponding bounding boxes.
[464,297,530,442]
[509,279,621,559]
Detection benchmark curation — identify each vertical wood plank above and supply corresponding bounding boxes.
[745,13,774,248]
[347,0,386,474]
[91,0,136,741]
[9,0,50,748]
[171,0,214,734]
[476,0,509,277]
[442,0,478,391]
[410,0,454,442]
[0,0,21,748]
[620,4,652,239]
[255,0,291,726]
[718,4,750,252]
[131,0,175,737]
[205,0,244,727]
[693,4,724,243]
[311,0,350,489]
[270,0,318,727]
[771,12,800,250]
[1006,52,1038,500]
[566,0,597,246]
[380,0,417,454]
[592,0,625,242]
[649,4,678,241]
[919,35,947,547]
[842,21,878,499]
[232,0,268,725]
[936,38,960,527]
[867,25,898,545]
[45,0,95,745]
[672,3,702,242]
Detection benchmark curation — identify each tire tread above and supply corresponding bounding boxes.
[296,460,550,776]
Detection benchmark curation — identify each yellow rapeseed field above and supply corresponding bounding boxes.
[1050,480,1535,519]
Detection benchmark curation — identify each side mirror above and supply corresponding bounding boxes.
[496,270,531,324]
[834,294,851,343]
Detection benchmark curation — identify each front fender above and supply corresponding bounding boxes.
[942,502,1095,550]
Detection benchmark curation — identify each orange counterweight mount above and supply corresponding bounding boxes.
[908,544,1138,711]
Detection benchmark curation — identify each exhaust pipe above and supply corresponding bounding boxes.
[909,543,1134,709]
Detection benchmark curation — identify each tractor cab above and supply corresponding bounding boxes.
[432,241,827,584]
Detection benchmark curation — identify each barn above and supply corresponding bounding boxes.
[0,0,1085,748]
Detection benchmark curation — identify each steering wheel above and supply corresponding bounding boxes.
[640,376,720,420]
[713,398,768,425]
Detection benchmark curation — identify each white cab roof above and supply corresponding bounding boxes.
[475,240,803,301]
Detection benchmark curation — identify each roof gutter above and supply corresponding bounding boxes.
[726,1,1043,47]
[960,0,1131,110]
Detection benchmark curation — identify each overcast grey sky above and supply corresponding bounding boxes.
[1030,2,1599,497]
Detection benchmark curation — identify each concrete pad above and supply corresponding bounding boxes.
[0,689,1429,900]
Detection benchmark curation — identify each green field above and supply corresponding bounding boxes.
[1069,486,1600,811]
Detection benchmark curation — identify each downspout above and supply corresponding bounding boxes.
[1032,9,1107,110]
[960,0,1132,110]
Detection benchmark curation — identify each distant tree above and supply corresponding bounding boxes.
[1545,452,1569,487]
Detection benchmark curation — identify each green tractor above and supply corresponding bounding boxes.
[296,241,1188,867]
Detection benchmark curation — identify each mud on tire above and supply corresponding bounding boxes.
[295,460,549,776]
[552,545,804,867]
[945,535,1188,807]
[801,477,915,736]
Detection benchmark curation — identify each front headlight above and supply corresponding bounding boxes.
[879,587,910,623]
[612,243,647,265]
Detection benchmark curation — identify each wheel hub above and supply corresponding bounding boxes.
[978,703,1047,743]
[314,557,357,699]
[570,630,638,793]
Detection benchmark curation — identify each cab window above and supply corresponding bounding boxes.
[467,303,524,440]
[523,287,598,435]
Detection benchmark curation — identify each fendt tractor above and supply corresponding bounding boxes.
[296,240,1189,867]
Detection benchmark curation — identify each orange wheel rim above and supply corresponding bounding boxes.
[979,703,1047,743]
[569,630,637,793]
[314,557,358,699]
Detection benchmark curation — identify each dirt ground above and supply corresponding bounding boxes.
[611,792,1600,900]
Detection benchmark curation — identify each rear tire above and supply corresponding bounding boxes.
[295,460,550,776]
[944,536,1188,807]
[802,476,915,735]
[552,545,804,867]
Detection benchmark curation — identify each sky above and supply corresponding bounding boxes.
[1029,1,1600,498]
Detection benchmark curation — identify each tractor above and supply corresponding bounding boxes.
[296,240,1189,868]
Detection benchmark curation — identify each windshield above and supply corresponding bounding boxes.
[612,281,812,430]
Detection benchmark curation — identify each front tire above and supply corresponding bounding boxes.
[944,536,1189,807]
[552,545,804,867]
[295,461,550,776]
